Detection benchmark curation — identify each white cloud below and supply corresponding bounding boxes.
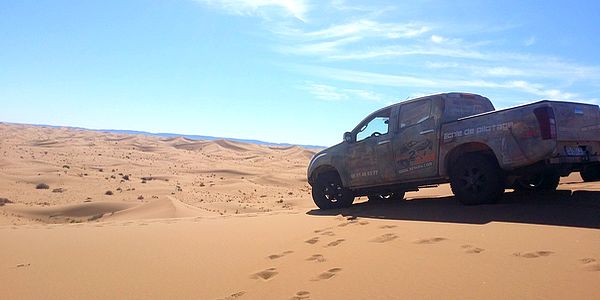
[505,80,577,100]
[525,36,537,46]
[430,35,446,44]
[303,82,384,102]
[424,58,600,81]
[300,20,430,40]
[295,65,579,101]
[345,88,382,102]
[304,83,346,101]
[274,19,431,55]
[280,36,361,55]
[326,45,486,60]
[195,0,308,21]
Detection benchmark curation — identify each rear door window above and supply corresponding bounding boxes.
[399,99,432,128]
[443,96,494,121]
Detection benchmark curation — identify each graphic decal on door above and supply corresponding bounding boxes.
[396,139,434,174]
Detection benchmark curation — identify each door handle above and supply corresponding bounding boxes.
[419,129,434,135]
[378,140,391,145]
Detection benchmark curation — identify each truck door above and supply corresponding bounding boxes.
[393,99,439,181]
[346,107,395,187]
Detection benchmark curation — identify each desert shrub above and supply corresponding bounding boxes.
[36,183,49,189]
[0,198,13,206]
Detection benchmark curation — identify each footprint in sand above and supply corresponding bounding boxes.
[319,231,335,236]
[325,239,345,247]
[379,225,397,229]
[217,291,246,300]
[580,258,600,271]
[461,245,485,254]
[312,268,342,281]
[414,237,447,244]
[305,237,319,244]
[512,251,554,258]
[306,254,326,263]
[370,233,398,243]
[338,217,359,227]
[250,268,278,281]
[267,250,294,260]
[290,290,311,300]
[314,227,333,234]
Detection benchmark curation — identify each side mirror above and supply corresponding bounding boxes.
[343,132,353,143]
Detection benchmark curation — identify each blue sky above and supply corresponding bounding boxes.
[1,0,599,146]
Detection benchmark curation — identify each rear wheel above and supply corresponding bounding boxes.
[449,154,504,205]
[581,165,600,182]
[513,171,560,192]
[311,172,354,209]
[367,191,406,202]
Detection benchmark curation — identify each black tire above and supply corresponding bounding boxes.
[513,172,560,192]
[449,154,504,205]
[581,165,600,182]
[367,191,406,202]
[311,172,354,209]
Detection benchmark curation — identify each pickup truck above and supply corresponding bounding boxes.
[307,92,600,209]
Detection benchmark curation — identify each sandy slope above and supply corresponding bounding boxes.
[1,124,599,299]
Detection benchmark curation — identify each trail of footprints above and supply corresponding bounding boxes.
[239,216,594,300]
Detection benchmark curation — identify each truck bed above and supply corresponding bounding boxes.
[440,100,600,173]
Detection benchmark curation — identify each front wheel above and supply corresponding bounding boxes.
[449,154,504,205]
[311,172,354,209]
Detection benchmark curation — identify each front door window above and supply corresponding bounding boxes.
[356,116,389,142]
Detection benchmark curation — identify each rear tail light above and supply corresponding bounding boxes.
[534,106,556,140]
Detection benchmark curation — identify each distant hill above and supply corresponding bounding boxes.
[98,129,325,149]
[6,123,325,149]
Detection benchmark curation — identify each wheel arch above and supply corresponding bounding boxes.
[443,142,500,176]
[309,165,341,185]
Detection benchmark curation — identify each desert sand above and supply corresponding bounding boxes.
[1,123,599,299]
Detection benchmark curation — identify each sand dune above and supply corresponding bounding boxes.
[1,123,599,299]
[4,201,136,223]
[104,196,204,220]
[3,197,204,223]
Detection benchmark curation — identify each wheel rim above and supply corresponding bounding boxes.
[322,181,344,203]
[376,193,393,200]
[459,167,486,193]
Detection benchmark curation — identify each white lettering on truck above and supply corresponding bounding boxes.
[443,122,514,140]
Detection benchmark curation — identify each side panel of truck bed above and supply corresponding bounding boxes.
[439,102,557,174]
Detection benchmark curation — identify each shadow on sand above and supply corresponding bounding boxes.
[307,190,600,229]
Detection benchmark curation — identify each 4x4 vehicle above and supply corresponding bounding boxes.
[307,92,600,209]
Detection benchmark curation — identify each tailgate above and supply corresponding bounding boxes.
[552,102,600,141]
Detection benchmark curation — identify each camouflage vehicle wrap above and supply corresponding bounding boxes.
[308,92,600,209]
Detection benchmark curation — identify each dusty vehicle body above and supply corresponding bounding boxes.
[307,92,600,209]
